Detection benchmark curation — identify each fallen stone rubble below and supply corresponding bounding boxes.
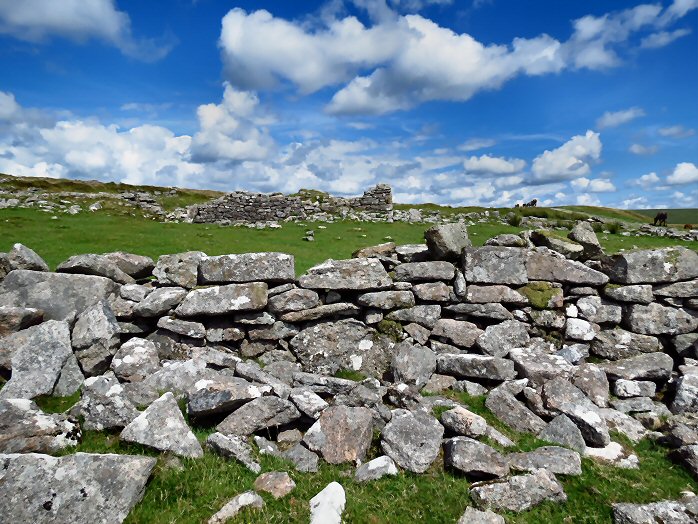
[0,221,697,523]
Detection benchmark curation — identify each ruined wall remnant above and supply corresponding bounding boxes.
[188,184,393,223]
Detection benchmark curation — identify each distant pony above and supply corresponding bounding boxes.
[653,212,668,227]
[523,198,538,208]
[685,224,694,230]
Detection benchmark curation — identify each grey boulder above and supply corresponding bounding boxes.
[444,437,509,478]
[394,261,456,282]
[507,446,582,475]
[7,243,49,271]
[477,320,529,358]
[111,338,161,383]
[601,352,674,381]
[464,247,528,285]
[303,405,374,464]
[391,341,436,388]
[380,409,444,473]
[153,251,206,288]
[175,283,268,316]
[437,354,516,382]
[424,223,472,261]
[624,303,698,335]
[605,247,698,284]
[216,396,300,436]
[206,432,261,473]
[103,252,154,279]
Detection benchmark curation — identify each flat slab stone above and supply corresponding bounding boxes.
[394,261,455,282]
[613,499,698,524]
[57,254,134,284]
[470,469,567,513]
[199,253,295,284]
[299,258,391,290]
[216,396,300,436]
[464,247,528,285]
[624,303,698,335]
[0,270,118,321]
[507,446,582,475]
[601,352,674,381]
[432,319,484,349]
[120,392,203,458]
[591,327,661,360]
[175,283,268,316]
[208,491,264,524]
[386,305,441,329]
[605,247,698,284]
[444,436,509,479]
[526,249,608,285]
[187,379,271,418]
[0,452,156,524]
[357,290,415,309]
[437,354,516,382]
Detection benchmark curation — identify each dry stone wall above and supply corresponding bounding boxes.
[189,184,393,223]
[1,223,698,523]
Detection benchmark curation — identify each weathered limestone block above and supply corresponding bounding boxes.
[0,270,118,321]
[299,258,391,290]
[175,283,268,316]
[605,247,698,284]
[199,253,295,284]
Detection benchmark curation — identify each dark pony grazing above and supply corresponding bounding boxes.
[653,212,668,227]
[523,198,538,208]
[685,224,694,230]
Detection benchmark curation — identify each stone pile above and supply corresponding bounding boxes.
[0,221,697,523]
[189,184,393,224]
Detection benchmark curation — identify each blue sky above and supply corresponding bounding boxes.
[0,0,696,208]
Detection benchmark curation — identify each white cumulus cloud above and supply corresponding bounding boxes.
[667,162,698,184]
[636,172,661,188]
[629,143,658,155]
[531,130,602,183]
[659,125,696,138]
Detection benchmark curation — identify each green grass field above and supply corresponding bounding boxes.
[2,208,696,274]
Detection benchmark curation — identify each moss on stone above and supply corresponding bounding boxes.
[518,281,562,309]
[376,319,403,342]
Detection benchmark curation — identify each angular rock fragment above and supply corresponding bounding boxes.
[527,248,608,285]
[394,261,455,282]
[603,284,654,304]
[537,414,586,453]
[310,482,346,524]
[432,319,484,349]
[456,507,505,524]
[605,247,698,284]
[477,320,529,358]
[188,379,271,418]
[290,319,394,378]
[507,446,582,475]
[391,341,436,388]
[355,456,399,482]
[424,223,472,261]
[0,398,80,453]
[612,498,698,524]
[466,284,528,304]
[591,327,661,360]
[206,432,261,473]
[464,246,528,285]
[289,388,329,419]
[281,443,320,472]
[386,304,441,328]
[601,352,674,382]
[280,302,359,322]
[121,392,203,458]
[8,243,49,272]
[175,283,267,316]
[133,287,187,317]
[156,317,206,339]
[485,385,547,434]
[254,471,295,498]
[0,306,43,339]
[268,288,320,314]
[671,375,698,414]
[624,303,698,335]
[437,354,516,382]
[111,338,160,383]
[208,491,264,524]
[103,252,154,279]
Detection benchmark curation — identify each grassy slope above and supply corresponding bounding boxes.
[561,206,649,223]
[632,208,698,225]
[42,390,698,524]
